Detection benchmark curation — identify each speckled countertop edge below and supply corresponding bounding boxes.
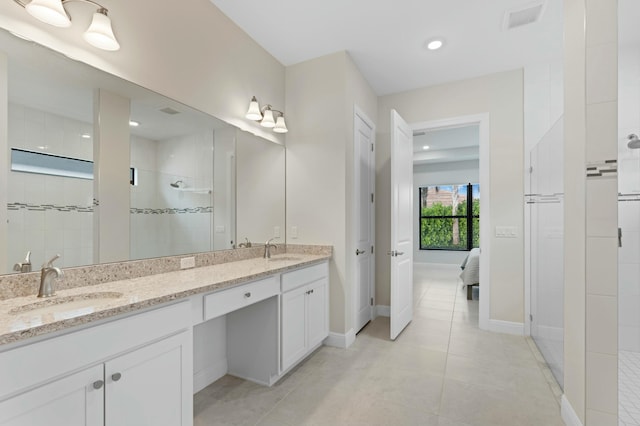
[0,251,330,346]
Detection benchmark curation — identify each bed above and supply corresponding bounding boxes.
[460,248,480,300]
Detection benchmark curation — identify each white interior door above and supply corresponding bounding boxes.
[354,108,375,333]
[390,109,413,340]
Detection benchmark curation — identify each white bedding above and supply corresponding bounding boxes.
[460,248,480,286]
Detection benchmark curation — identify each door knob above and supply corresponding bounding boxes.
[355,249,365,255]
[111,372,122,382]
[92,380,104,389]
[396,251,405,256]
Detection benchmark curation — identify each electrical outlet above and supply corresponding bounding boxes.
[180,256,195,269]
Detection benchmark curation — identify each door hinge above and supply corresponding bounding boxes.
[371,245,374,254]
[371,143,374,152]
[619,227,623,248]
[370,297,374,306]
[530,314,533,322]
[529,166,533,174]
[371,193,374,203]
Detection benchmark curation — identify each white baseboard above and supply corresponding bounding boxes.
[375,305,390,317]
[324,328,356,349]
[561,394,584,426]
[487,319,524,336]
[193,358,227,394]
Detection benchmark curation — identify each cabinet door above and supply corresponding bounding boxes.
[281,285,308,371]
[0,365,104,426]
[306,278,328,350]
[104,331,191,426]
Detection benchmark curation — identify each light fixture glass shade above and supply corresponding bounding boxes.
[261,109,275,128]
[25,0,71,28]
[83,9,120,51]
[245,97,262,120]
[273,116,288,133]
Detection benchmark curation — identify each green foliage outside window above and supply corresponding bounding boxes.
[419,184,479,251]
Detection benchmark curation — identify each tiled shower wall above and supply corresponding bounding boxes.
[130,131,215,260]
[618,45,640,353]
[6,103,93,272]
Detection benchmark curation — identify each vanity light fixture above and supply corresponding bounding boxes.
[13,0,120,51]
[245,96,288,133]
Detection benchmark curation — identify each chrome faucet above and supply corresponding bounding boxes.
[239,238,252,248]
[263,237,278,259]
[13,251,32,273]
[38,254,63,298]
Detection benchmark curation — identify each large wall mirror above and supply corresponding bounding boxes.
[0,28,285,274]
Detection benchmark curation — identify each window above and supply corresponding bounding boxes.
[419,183,479,251]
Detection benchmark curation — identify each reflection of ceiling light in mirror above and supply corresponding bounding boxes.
[81,133,91,139]
[129,120,139,127]
[37,145,49,150]
[423,145,430,150]
[425,39,444,51]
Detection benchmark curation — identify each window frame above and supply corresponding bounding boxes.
[418,183,480,251]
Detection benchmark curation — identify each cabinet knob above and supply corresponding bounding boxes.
[112,372,122,382]
[244,292,251,298]
[92,380,104,389]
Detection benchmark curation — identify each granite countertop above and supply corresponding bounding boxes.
[0,253,330,347]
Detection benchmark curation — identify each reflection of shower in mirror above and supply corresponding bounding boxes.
[170,180,183,188]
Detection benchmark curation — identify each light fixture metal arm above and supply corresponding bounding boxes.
[14,0,110,12]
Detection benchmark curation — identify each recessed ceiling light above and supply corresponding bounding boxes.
[81,133,91,139]
[425,38,444,51]
[129,120,140,127]
[423,145,430,150]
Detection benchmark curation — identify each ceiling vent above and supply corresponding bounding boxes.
[159,107,181,115]
[503,2,544,30]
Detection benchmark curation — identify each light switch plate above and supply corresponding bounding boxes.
[180,257,195,269]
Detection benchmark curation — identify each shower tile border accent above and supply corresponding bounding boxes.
[586,159,618,178]
[7,203,215,215]
[0,244,332,301]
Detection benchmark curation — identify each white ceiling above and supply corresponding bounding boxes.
[210,0,564,95]
[413,125,479,165]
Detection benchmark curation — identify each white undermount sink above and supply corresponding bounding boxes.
[9,292,123,317]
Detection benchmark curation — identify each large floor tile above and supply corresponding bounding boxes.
[194,263,564,426]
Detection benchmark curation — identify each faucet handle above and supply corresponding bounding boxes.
[43,254,61,268]
[265,237,279,246]
[23,251,31,264]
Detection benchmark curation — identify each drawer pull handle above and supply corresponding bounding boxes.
[112,372,122,382]
[244,292,251,298]
[93,380,104,390]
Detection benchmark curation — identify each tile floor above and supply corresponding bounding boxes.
[194,263,564,425]
[620,350,640,426]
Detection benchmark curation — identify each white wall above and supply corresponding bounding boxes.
[286,51,377,336]
[6,103,93,271]
[413,160,479,265]
[377,70,524,323]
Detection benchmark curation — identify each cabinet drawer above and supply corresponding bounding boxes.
[281,262,328,293]
[204,277,279,320]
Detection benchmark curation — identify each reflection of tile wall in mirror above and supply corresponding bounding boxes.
[0,27,286,274]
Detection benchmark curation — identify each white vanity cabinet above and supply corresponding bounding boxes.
[281,262,329,372]
[0,301,192,426]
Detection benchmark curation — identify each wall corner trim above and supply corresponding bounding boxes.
[325,329,356,349]
[375,305,390,318]
[561,394,584,426]
[487,319,525,335]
